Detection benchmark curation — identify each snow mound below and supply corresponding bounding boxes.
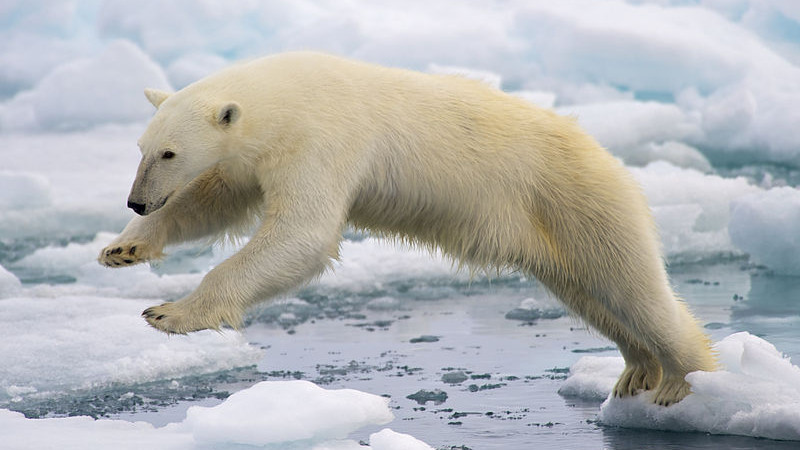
[3,1,800,163]
[0,40,170,131]
[0,171,52,209]
[729,187,800,276]
[558,356,625,402]
[0,265,22,299]
[630,162,761,263]
[319,238,462,289]
[369,428,435,450]
[562,332,800,441]
[0,380,430,450]
[184,380,393,445]
[559,101,700,160]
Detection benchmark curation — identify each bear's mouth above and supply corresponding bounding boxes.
[155,193,170,210]
[144,193,170,215]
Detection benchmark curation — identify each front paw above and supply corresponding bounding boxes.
[142,302,223,334]
[98,241,159,268]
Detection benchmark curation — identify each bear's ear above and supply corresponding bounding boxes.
[217,102,242,128]
[144,88,171,109]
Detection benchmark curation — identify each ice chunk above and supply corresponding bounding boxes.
[630,162,761,263]
[0,171,52,209]
[0,294,261,401]
[0,265,21,298]
[320,238,462,289]
[0,126,141,239]
[0,40,171,131]
[0,409,192,450]
[184,380,393,445]
[369,428,435,450]
[0,380,431,449]
[558,101,701,157]
[3,1,800,161]
[165,52,229,89]
[729,187,800,275]
[406,389,448,405]
[428,64,503,89]
[562,332,800,441]
[8,232,207,299]
[624,141,713,173]
[558,356,625,402]
[505,297,565,321]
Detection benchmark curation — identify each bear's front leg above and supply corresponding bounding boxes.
[99,216,165,267]
[138,163,352,335]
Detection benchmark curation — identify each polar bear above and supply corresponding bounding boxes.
[99,52,715,405]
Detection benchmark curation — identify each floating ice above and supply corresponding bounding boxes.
[8,232,208,299]
[0,380,431,450]
[0,171,52,209]
[2,1,799,162]
[0,292,261,403]
[0,125,142,239]
[562,332,800,441]
[558,356,625,402]
[184,380,393,445]
[630,162,762,263]
[729,187,800,276]
[0,265,22,298]
[165,52,229,89]
[504,296,565,322]
[319,238,462,290]
[0,40,170,131]
[369,428,435,450]
[558,101,700,159]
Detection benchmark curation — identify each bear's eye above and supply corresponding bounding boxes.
[162,150,176,160]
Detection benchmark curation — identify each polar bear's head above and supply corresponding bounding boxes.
[127,88,242,216]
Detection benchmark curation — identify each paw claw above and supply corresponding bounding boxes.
[613,361,662,399]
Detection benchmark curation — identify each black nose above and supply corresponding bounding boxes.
[127,201,146,216]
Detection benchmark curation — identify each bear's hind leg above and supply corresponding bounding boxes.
[540,279,663,398]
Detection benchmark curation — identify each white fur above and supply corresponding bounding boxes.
[99,52,716,405]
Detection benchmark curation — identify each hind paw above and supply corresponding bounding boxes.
[613,362,662,398]
[652,375,692,406]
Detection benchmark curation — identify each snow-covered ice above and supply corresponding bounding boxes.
[3,0,800,166]
[0,291,262,402]
[561,332,800,441]
[730,187,800,276]
[0,380,431,450]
